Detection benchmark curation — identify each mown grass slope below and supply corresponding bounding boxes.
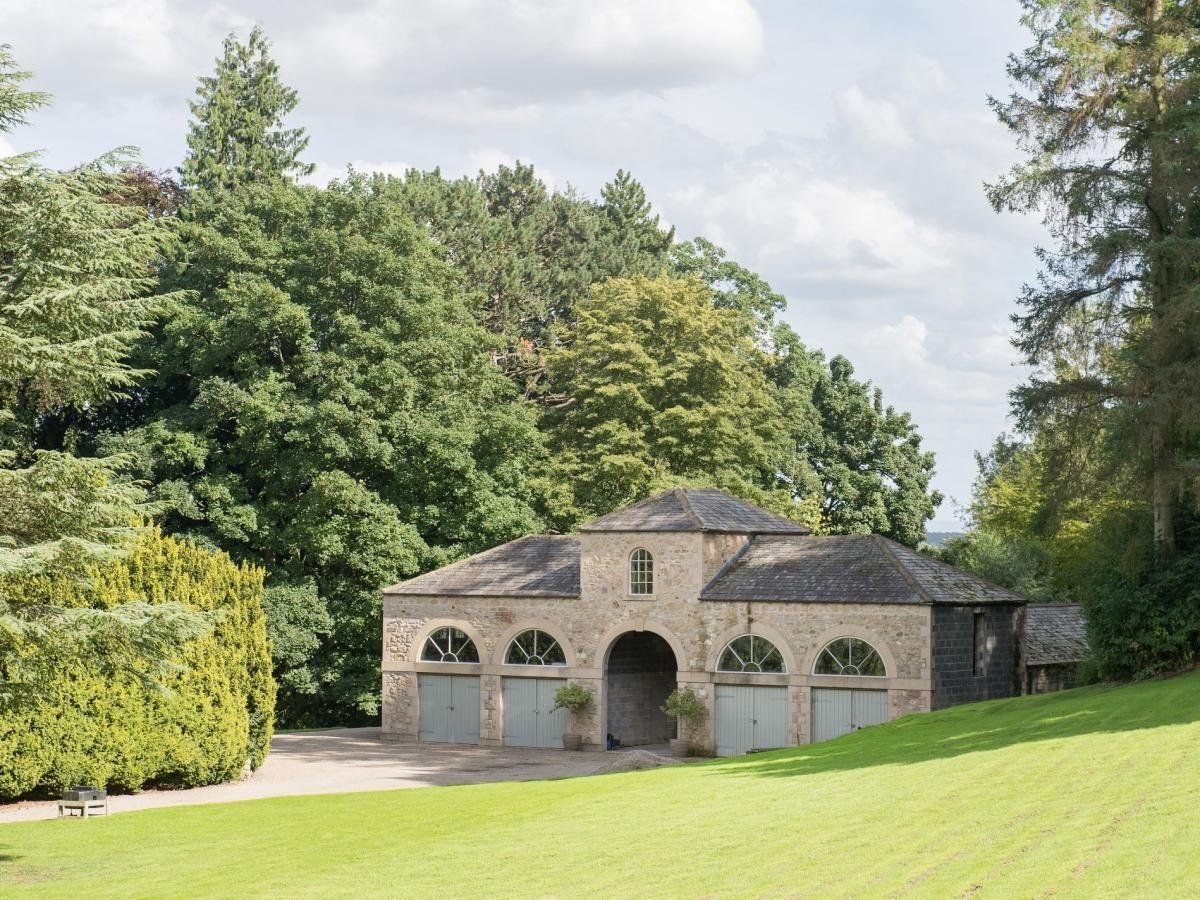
[4,671,1200,898]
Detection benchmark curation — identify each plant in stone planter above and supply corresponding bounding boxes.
[662,687,706,757]
[551,682,593,751]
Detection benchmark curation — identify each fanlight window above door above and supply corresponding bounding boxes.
[505,629,566,666]
[814,637,886,677]
[717,634,786,673]
[420,627,480,663]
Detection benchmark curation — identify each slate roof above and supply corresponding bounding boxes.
[699,534,1028,606]
[382,535,580,598]
[1025,603,1089,665]
[579,487,810,535]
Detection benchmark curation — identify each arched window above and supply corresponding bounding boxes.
[718,634,786,673]
[814,637,886,677]
[505,629,566,666]
[420,627,480,663]
[629,548,654,595]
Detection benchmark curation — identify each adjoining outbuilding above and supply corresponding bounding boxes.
[382,488,1063,756]
[1024,603,1089,694]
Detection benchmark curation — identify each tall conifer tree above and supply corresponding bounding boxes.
[990,0,1200,559]
[182,26,312,191]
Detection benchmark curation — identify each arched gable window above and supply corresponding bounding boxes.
[420,627,480,663]
[505,629,566,666]
[814,637,886,677]
[629,548,654,595]
[717,634,786,673]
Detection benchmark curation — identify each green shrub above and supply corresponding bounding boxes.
[0,529,274,800]
[551,683,593,714]
[662,688,705,722]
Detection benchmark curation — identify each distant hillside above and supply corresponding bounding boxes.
[924,530,963,547]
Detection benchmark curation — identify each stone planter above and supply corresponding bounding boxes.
[562,732,583,751]
[668,737,689,758]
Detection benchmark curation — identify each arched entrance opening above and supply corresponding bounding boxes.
[605,631,679,747]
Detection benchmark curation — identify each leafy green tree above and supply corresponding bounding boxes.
[670,237,786,336]
[182,26,312,191]
[807,354,941,545]
[544,275,804,521]
[0,46,209,698]
[112,176,550,725]
[383,164,671,398]
[989,0,1200,559]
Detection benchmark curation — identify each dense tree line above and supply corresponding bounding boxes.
[4,30,941,727]
[943,0,1200,679]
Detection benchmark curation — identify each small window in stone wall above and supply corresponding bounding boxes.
[420,627,480,663]
[973,612,986,676]
[629,548,654,595]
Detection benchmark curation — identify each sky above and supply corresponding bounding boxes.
[4,0,1046,530]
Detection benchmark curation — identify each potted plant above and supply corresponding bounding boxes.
[551,682,593,751]
[662,687,705,757]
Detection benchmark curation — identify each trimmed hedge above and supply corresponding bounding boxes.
[0,529,274,800]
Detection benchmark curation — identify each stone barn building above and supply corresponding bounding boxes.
[381,488,1031,756]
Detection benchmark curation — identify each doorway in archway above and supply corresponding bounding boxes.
[605,631,678,746]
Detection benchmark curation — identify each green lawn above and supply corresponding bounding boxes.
[4,672,1200,898]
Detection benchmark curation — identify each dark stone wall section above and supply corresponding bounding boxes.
[931,605,1020,710]
[1027,662,1078,694]
[606,632,678,746]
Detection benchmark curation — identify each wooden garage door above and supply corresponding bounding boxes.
[714,685,789,757]
[502,677,568,749]
[811,688,888,743]
[418,674,480,744]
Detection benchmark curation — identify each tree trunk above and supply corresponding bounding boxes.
[1145,0,1177,561]
[1153,448,1176,560]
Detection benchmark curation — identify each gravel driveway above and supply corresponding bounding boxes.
[0,728,620,824]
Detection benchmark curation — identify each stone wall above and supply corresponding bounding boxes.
[930,605,1021,709]
[1027,662,1078,694]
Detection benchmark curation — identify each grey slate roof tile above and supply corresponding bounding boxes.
[1025,603,1089,664]
[699,534,1028,605]
[382,535,580,598]
[579,487,810,534]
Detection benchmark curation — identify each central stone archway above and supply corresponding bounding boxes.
[604,631,679,747]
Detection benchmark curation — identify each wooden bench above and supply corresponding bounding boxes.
[57,797,109,818]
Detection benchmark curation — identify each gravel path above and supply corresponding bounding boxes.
[0,728,635,824]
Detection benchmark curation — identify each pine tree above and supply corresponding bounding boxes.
[181,26,312,191]
[599,169,674,273]
[0,47,208,699]
[989,0,1200,559]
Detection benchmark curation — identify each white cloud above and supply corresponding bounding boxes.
[671,157,953,288]
[832,86,915,149]
[7,0,764,109]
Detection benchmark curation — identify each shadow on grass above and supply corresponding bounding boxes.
[707,669,1200,779]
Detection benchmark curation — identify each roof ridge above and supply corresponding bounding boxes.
[699,535,753,596]
[674,486,704,528]
[872,534,935,605]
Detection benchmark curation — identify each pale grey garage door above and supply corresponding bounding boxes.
[714,684,789,757]
[811,688,888,743]
[502,677,568,749]
[418,674,480,744]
